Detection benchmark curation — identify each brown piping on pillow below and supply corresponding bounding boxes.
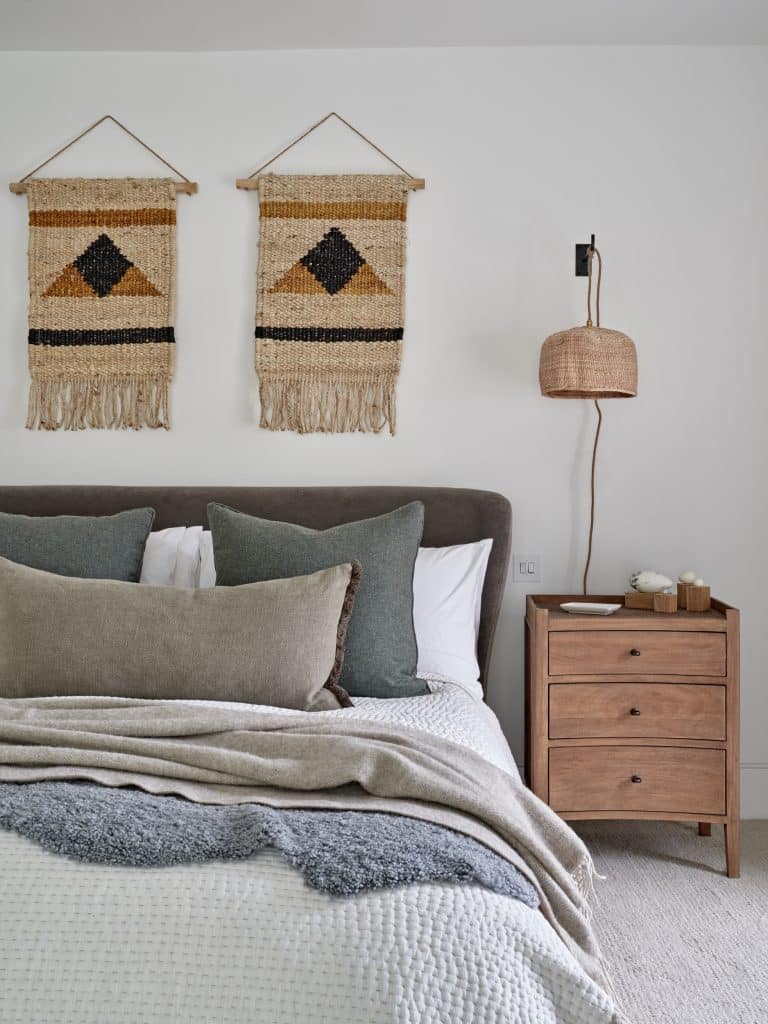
[325,560,362,708]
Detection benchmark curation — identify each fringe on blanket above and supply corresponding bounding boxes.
[27,375,170,431]
[573,854,606,916]
[573,856,623,1018]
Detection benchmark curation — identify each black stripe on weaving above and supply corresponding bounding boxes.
[28,328,176,347]
[254,326,403,343]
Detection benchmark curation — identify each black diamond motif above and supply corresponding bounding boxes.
[300,228,364,295]
[74,234,133,297]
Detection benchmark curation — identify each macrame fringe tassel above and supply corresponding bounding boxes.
[259,378,397,435]
[27,375,170,431]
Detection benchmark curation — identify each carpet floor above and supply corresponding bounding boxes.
[574,820,768,1024]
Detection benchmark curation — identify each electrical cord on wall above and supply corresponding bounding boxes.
[582,245,603,596]
[583,399,602,595]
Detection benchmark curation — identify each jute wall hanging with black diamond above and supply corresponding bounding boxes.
[10,115,198,431]
[237,113,424,434]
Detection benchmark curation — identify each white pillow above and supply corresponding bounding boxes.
[413,540,492,695]
[139,527,188,586]
[199,529,216,589]
[174,525,203,588]
[198,531,492,696]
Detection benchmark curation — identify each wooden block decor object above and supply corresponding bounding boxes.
[678,582,712,612]
[685,585,711,612]
[653,592,678,614]
[626,590,677,614]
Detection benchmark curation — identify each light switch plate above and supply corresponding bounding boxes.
[513,553,541,583]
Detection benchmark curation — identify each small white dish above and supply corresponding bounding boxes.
[560,602,622,616]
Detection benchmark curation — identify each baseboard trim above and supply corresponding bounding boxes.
[741,763,768,819]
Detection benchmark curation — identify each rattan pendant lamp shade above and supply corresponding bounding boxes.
[539,325,637,398]
[539,244,637,399]
[539,241,637,594]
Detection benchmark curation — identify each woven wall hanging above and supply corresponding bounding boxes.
[238,113,424,435]
[11,116,197,431]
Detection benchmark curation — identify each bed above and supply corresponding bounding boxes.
[0,486,618,1024]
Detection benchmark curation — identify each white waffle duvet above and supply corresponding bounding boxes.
[0,684,617,1024]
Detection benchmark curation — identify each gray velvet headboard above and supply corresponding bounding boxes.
[0,486,511,692]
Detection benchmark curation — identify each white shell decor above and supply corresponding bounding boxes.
[630,570,674,594]
[679,570,707,586]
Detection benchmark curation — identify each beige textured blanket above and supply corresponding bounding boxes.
[0,697,607,991]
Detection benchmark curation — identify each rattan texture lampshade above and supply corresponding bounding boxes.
[539,325,637,398]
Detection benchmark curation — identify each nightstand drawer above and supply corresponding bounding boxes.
[549,746,726,814]
[549,683,726,740]
[549,630,726,677]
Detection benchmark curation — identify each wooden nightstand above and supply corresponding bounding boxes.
[525,595,740,877]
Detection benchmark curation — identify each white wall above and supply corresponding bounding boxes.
[1,46,766,813]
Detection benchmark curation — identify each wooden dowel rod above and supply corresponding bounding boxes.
[235,177,425,192]
[9,180,198,195]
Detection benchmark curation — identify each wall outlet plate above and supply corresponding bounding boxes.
[513,553,541,583]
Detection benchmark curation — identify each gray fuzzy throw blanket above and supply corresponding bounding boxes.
[0,781,538,907]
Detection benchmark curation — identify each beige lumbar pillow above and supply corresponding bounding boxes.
[0,556,360,710]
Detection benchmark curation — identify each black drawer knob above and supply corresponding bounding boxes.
[630,648,641,656]
[631,775,642,783]
[630,707,641,716]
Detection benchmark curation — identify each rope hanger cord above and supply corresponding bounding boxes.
[245,111,418,180]
[582,243,603,596]
[586,244,602,329]
[17,114,194,184]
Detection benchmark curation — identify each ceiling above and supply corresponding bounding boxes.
[3,0,767,50]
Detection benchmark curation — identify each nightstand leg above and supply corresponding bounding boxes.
[698,822,711,837]
[724,821,740,878]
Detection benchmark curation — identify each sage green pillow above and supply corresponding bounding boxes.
[208,501,427,699]
[0,507,155,582]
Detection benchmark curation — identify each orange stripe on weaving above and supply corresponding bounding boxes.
[260,201,406,221]
[29,209,177,228]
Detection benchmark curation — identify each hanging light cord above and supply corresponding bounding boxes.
[586,245,602,328]
[583,399,603,594]
[582,245,603,595]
